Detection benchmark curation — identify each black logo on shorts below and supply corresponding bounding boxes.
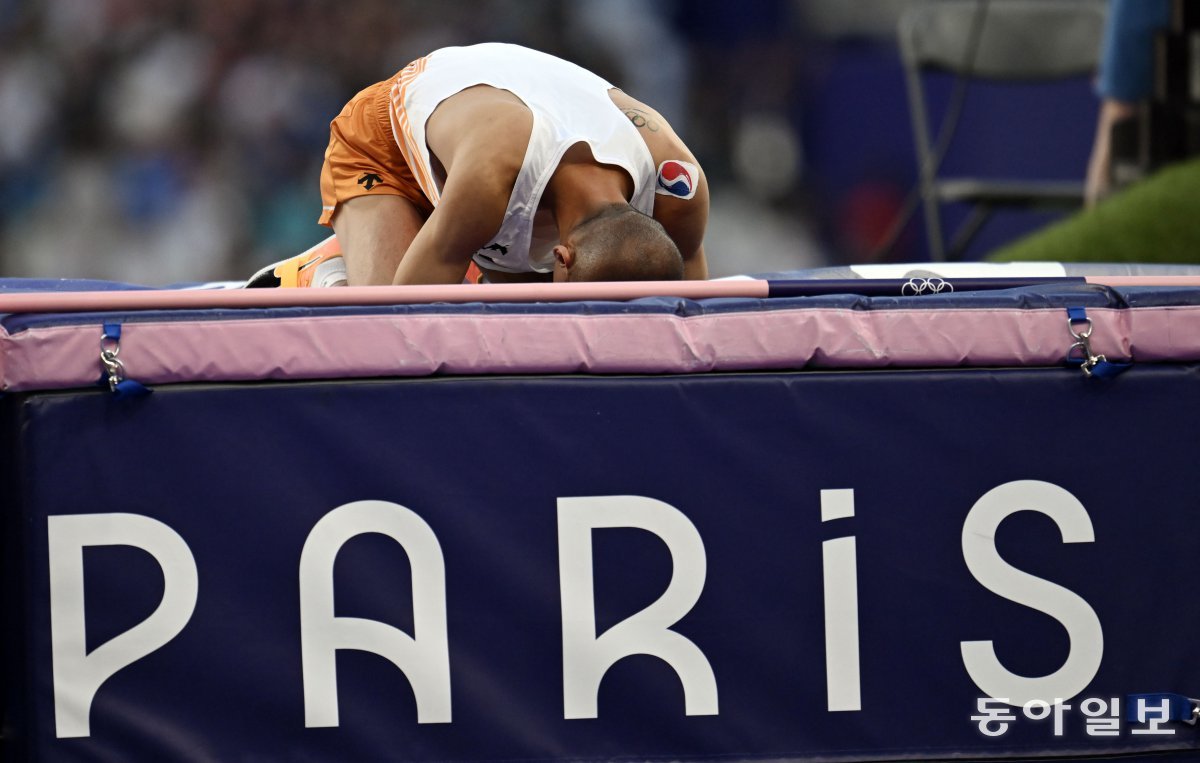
[482,243,509,256]
[358,173,382,191]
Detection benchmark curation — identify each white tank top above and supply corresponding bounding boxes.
[393,43,657,273]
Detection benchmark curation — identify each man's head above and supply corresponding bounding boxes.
[552,204,683,282]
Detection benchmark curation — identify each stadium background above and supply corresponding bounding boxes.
[0,0,1098,284]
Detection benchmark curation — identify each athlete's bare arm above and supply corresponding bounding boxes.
[608,90,710,280]
[386,86,532,284]
[334,87,531,286]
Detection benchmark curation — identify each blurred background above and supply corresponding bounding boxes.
[0,0,1104,284]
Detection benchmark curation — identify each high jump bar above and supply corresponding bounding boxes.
[0,276,1198,314]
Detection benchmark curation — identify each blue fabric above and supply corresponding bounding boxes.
[1097,0,1172,102]
[11,367,1200,759]
[0,278,154,293]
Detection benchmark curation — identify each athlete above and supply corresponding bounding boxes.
[249,43,709,288]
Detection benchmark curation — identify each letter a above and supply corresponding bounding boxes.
[299,500,451,726]
[48,513,198,738]
[558,495,718,719]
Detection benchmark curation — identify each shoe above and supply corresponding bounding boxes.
[244,235,347,288]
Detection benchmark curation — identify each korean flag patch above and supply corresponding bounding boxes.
[655,159,699,200]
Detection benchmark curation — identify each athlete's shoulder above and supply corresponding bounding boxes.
[607,90,696,162]
[427,86,532,175]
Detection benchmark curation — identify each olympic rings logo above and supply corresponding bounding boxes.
[901,277,954,296]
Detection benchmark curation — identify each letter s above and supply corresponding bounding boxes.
[961,480,1103,706]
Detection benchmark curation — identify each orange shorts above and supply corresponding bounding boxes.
[318,73,434,227]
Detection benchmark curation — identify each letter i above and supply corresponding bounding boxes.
[821,489,861,712]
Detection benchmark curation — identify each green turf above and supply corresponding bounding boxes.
[988,157,1200,264]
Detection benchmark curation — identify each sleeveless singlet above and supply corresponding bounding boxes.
[392,43,657,274]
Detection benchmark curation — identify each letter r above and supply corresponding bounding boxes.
[557,495,718,719]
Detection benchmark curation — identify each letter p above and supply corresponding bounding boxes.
[48,513,198,738]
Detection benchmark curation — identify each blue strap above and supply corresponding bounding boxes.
[111,378,152,400]
[96,322,152,399]
[1065,357,1132,378]
[1086,359,1131,379]
[1066,306,1089,323]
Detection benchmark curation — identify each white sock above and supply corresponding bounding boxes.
[312,256,348,288]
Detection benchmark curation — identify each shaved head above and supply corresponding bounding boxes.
[564,204,683,282]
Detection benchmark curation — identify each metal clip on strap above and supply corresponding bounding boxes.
[1065,307,1129,378]
[98,323,150,399]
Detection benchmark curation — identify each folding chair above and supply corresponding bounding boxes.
[899,0,1107,260]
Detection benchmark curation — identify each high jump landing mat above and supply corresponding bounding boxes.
[3,265,1200,762]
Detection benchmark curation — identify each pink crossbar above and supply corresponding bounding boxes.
[0,281,767,313]
[0,276,1198,314]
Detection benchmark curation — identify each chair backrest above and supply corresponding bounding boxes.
[897,0,1107,260]
[899,0,1107,81]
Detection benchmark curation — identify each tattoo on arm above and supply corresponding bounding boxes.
[625,108,661,132]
